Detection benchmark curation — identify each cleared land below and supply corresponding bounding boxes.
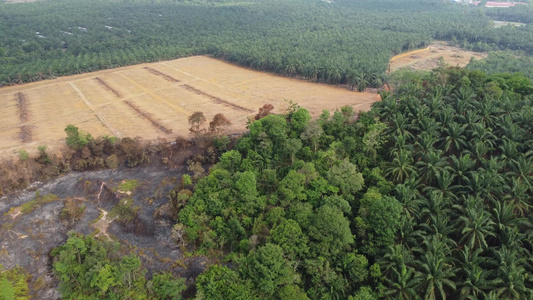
[492,20,526,28]
[389,41,487,72]
[0,56,379,157]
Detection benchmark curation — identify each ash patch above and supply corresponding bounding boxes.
[0,166,195,299]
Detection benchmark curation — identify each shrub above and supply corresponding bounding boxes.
[18,149,29,161]
[105,154,119,169]
[65,124,92,150]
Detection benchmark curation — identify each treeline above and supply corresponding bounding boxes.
[484,5,533,24]
[468,50,533,79]
[1,0,533,88]
[51,233,186,299]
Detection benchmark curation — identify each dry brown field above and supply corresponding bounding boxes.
[0,56,379,157]
[389,41,488,73]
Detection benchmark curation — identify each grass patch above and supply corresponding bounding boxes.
[108,198,139,223]
[115,180,140,193]
[60,199,86,223]
[5,193,60,217]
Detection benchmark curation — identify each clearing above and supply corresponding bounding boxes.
[389,41,487,73]
[0,56,379,157]
[492,20,526,28]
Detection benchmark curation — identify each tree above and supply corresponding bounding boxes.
[255,104,274,120]
[285,138,302,165]
[196,265,254,300]
[327,158,364,198]
[269,219,309,260]
[209,113,231,134]
[301,121,323,153]
[188,111,206,134]
[240,243,296,297]
[309,205,354,258]
[151,272,186,300]
[65,124,93,150]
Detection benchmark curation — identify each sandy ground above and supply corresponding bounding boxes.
[0,56,379,158]
[389,41,488,73]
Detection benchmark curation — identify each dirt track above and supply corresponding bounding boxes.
[0,56,379,157]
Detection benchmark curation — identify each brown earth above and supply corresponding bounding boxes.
[389,41,488,73]
[0,56,379,158]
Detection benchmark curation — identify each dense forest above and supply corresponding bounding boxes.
[1,0,533,88]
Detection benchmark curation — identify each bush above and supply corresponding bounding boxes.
[65,124,93,150]
[18,149,29,161]
[105,154,119,169]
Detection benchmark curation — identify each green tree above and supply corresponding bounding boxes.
[240,243,296,297]
[65,124,93,150]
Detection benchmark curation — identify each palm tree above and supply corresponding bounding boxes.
[502,178,531,217]
[490,200,526,232]
[490,246,530,299]
[457,206,496,250]
[395,182,424,219]
[455,246,494,300]
[416,149,450,186]
[414,132,438,162]
[419,191,451,226]
[507,154,533,189]
[416,235,457,300]
[386,149,416,183]
[449,154,474,187]
[388,112,415,142]
[423,170,457,203]
[439,122,467,155]
[383,264,422,300]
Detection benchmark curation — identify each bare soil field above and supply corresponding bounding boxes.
[0,56,379,157]
[389,41,488,73]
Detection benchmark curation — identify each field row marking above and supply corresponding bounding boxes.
[115,72,191,117]
[0,77,99,97]
[68,82,123,138]
[161,62,260,105]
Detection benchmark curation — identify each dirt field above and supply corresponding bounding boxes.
[0,56,379,157]
[389,41,488,73]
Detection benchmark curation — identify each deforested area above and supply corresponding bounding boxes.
[0,0,532,299]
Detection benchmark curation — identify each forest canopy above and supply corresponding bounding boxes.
[1,0,533,88]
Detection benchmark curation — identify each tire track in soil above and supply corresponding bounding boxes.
[143,67,181,83]
[180,84,254,113]
[16,92,32,143]
[69,82,122,138]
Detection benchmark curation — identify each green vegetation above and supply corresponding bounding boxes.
[468,51,533,79]
[65,124,93,150]
[0,265,30,300]
[1,0,533,89]
[4,193,60,216]
[116,179,140,193]
[108,198,140,223]
[51,233,185,299]
[174,67,533,299]
[17,149,28,161]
